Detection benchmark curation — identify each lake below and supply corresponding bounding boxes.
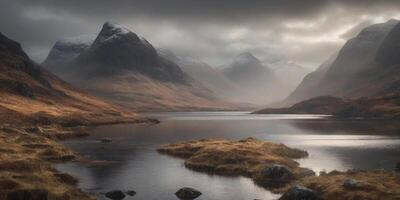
[55,112,400,200]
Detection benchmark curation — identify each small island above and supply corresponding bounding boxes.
[158,138,313,191]
[159,138,400,200]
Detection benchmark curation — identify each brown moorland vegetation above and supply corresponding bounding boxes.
[158,138,312,191]
[159,138,400,199]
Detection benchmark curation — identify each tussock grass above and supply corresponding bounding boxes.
[158,137,310,192]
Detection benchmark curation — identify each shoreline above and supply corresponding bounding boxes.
[158,138,400,200]
[0,117,159,200]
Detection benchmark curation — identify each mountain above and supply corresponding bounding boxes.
[158,49,239,100]
[0,32,138,126]
[221,52,290,104]
[43,34,95,67]
[269,61,311,89]
[44,22,234,111]
[283,53,338,106]
[284,19,400,105]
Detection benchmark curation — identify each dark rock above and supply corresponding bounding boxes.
[300,168,316,177]
[343,179,362,190]
[257,164,295,187]
[105,190,125,200]
[396,162,400,172]
[175,187,202,200]
[54,173,78,186]
[100,138,112,143]
[24,127,41,133]
[125,190,136,196]
[279,185,321,200]
[6,189,48,200]
[13,81,34,98]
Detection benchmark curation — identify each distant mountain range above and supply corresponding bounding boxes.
[0,32,137,125]
[220,52,292,104]
[44,22,235,111]
[285,19,400,105]
[160,50,303,105]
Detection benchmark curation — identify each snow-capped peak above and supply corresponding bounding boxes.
[103,21,131,35]
[95,21,134,43]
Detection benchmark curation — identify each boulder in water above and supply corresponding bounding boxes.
[105,190,125,200]
[175,187,202,200]
[257,164,295,187]
[125,190,136,196]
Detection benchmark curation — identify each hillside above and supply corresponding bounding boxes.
[158,49,240,101]
[44,22,235,111]
[0,32,140,126]
[284,19,400,105]
[254,94,400,120]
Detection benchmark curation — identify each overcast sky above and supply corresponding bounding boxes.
[1,0,400,69]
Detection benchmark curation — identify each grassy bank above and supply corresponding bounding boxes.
[0,117,157,200]
[158,138,400,200]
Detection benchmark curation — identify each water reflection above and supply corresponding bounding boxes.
[55,112,400,200]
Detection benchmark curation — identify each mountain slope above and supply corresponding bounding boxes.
[42,34,95,67]
[0,32,138,126]
[221,52,290,104]
[284,19,400,105]
[269,61,311,89]
[45,22,234,111]
[158,49,240,100]
[283,53,338,105]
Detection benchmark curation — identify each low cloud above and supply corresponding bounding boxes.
[1,0,400,68]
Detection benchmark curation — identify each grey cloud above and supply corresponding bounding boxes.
[1,0,400,67]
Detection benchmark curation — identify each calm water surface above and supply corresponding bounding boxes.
[55,112,400,200]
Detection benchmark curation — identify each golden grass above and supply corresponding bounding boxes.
[0,126,94,200]
[297,170,400,200]
[158,138,310,191]
[159,138,400,199]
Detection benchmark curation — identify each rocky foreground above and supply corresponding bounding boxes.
[158,138,400,200]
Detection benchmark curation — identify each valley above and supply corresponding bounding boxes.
[0,2,399,200]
